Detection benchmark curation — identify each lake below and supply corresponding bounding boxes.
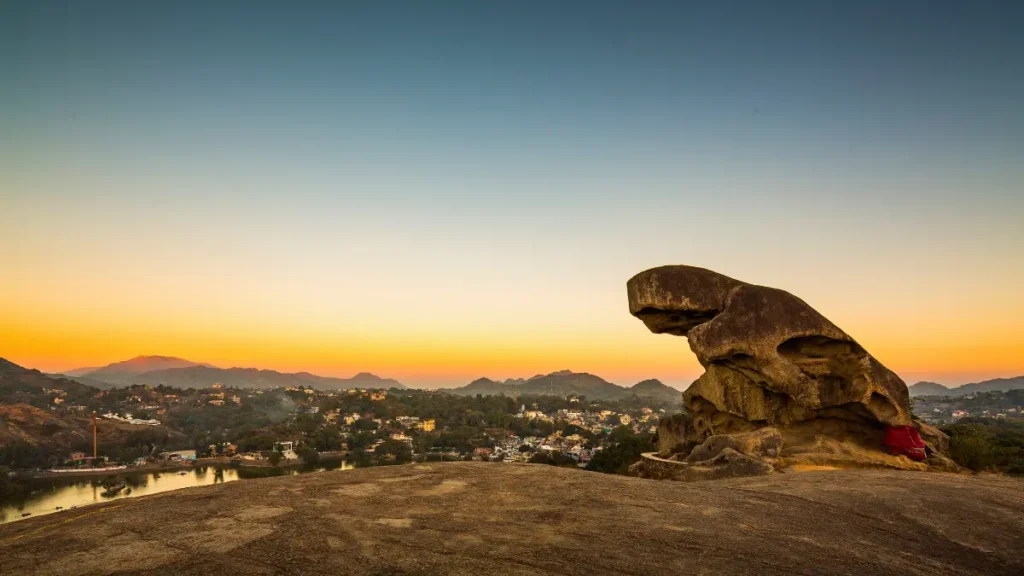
[1,461,352,524]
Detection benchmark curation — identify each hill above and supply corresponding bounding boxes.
[910,376,1024,397]
[457,377,511,395]
[0,358,99,406]
[63,355,212,387]
[78,355,211,375]
[1,463,1021,575]
[908,381,951,396]
[58,356,406,390]
[0,359,182,458]
[0,403,182,456]
[447,371,681,403]
[628,378,681,403]
[61,366,101,377]
[76,364,406,390]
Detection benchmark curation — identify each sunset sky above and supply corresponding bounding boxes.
[2,2,1022,388]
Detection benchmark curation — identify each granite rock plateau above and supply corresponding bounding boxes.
[2,463,1022,576]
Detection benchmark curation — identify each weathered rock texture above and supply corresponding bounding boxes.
[628,265,944,475]
[2,463,1022,575]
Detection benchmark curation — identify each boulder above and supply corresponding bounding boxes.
[917,420,950,455]
[636,448,775,481]
[628,265,949,472]
[684,427,783,464]
[655,412,692,457]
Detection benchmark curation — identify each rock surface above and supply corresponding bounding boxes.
[638,447,776,481]
[2,463,1022,575]
[628,265,940,473]
[684,426,784,464]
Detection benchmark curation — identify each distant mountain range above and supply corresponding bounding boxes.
[55,357,683,401]
[59,356,406,390]
[445,370,682,403]
[909,376,1024,397]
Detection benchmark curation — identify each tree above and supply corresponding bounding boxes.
[348,431,377,452]
[943,420,1024,474]
[586,427,654,475]
[529,451,576,467]
[0,466,25,499]
[374,439,412,465]
[297,447,319,467]
[353,418,379,432]
[314,426,343,451]
[268,451,283,467]
[413,434,435,455]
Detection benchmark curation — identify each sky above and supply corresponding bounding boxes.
[1,1,1022,389]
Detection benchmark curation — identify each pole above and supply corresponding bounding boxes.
[92,412,97,459]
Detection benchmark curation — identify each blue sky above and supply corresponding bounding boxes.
[1,1,1022,387]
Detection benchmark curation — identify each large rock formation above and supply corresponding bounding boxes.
[627,265,948,476]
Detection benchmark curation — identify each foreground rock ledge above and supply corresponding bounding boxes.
[3,463,1023,576]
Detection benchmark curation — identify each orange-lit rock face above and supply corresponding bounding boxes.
[628,266,912,443]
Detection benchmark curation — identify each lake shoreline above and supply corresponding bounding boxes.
[21,456,318,479]
[3,460,353,524]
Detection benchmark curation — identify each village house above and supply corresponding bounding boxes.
[273,441,299,460]
[397,416,421,428]
[160,450,197,462]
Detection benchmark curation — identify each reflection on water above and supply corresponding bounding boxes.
[0,459,350,524]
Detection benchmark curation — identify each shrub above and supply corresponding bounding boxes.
[268,451,283,467]
[942,420,1024,474]
[297,447,319,467]
[949,433,995,471]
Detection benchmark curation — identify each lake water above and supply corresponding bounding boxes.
[1,461,351,524]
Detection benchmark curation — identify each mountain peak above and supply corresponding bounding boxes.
[77,356,212,377]
[128,355,188,362]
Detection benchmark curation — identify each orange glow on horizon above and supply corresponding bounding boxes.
[4,302,1023,388]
